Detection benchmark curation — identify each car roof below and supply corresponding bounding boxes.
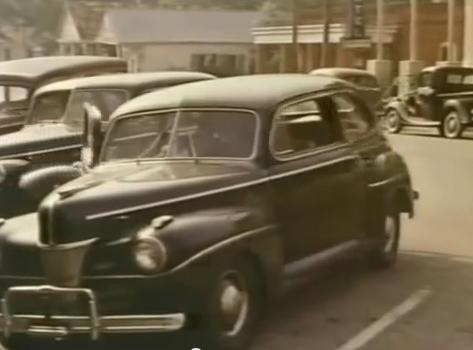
[0,56,127,86]
[422,65,473,75]
[310,68,376,79]
[34,71,216,96]
[111,74,350,119]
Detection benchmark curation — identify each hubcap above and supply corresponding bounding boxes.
[387,111,400,132]
[384,215,397,253]
[218,272,249,337]
[444,113,461,137]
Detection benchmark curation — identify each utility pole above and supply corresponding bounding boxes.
[447,0,456,63]
[291,0,299,72]
[409,0,418,61]
[376,0,385,61]
[321,0,330,67]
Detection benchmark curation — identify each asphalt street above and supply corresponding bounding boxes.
[251,128,473,350]
[3,129,473,350]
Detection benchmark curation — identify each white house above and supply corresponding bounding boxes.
[58,5,260,75]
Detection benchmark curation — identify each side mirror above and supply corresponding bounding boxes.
[82,103,104,169]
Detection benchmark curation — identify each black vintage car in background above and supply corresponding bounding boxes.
[0,75,417,350]
[385,65,473,138]
[0,71,215,218]
[310,68,383,115]
[0,56,128,135]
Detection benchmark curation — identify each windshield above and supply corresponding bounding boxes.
[0,85,29,114]
[30,89,128,127]
[29,91,70,124]
[102,110,257,162]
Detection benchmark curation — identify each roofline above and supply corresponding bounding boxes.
[93,40,254,45]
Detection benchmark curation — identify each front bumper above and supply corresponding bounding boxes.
[0,285,186,340]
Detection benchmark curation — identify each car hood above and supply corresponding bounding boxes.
[39,161,265,245]
[0,123,81,160]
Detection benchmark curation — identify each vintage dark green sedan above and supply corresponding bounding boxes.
[0,75,417,350]
[0,56,128,135]
[0,71,215,218]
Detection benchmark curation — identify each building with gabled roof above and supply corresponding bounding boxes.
[58,1,259,75]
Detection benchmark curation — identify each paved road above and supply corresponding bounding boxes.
[251,130,473,350]
[3,131,473,350]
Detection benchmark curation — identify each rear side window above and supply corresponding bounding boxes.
[271,98,339,159]
[332,94,372,143]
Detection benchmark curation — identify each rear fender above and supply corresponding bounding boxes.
[443,99,470,124]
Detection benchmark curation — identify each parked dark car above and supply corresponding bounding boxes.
[385,65,473,138]
[0,56,128,135]
[310,67,382,115]
[0,71,215,218]
[0,75,417,350]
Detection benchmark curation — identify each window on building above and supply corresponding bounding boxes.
[272,99,337,158]
[191,53,246,75]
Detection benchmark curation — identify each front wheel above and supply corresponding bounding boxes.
[385,109,403,134]
[201,260,263,350]
[441,110,464,139]
[369,210,401,269]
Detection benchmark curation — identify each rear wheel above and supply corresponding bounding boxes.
[386,109,403,134]
[441,110,464,139]
[201,259,263,350]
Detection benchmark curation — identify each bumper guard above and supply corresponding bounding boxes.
[0,285,186,340]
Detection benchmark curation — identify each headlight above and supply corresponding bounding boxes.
[133,236,167,274]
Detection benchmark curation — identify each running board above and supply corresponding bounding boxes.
[283,240,362,280]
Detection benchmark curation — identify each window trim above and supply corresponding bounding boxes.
[269,90,348,162]
[100,107,261,163]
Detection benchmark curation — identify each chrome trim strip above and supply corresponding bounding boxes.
[0,144,82,160]
[270,155,358,180]
[368,174,404,188]
[83,224,277,280]
[37,237,98,250]
[87,155,358,220]
[86,177,268,220]
[437,91,473,98]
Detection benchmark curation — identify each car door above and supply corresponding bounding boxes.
[268,94,365,263]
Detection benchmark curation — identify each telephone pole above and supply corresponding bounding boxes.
[447,0,456,63]
[291,0,299,72]
[321,0,330,67]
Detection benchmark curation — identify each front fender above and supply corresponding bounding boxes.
[0,159,30,186]
[18,165,82,202]
[386,100,411,122]
[140,208,283,301]
[443,99,471,124]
